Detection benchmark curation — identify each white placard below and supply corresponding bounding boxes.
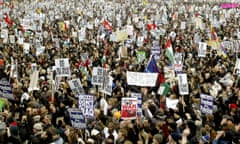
[234,58,240,75]
[78,95,94,118]
[126,71,158,87]
[180,21,186,29]
[100,75,113,96]
[198,42,207,57]
[36,46,45,56]
[1,29,8,39]
[174,53,183,72]
[177,73,189,95]
[23,43,30,54]
[68,78,85,97]
[166,98,179,110]
[28,70,39,92]
[55,58,71,77]
[9,35,15,44]
[91,67,104,85]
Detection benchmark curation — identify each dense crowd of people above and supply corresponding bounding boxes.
[0,0,240,144]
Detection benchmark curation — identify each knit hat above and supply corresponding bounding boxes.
[200,135,210,144]
[229,103,237,109]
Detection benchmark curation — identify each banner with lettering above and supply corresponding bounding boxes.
[131,93,142,116]
[0,79,14,100]
[68,78,85,97]
[177,73,189,95]
[200,94,214,114]
[78,95,94,118]
[55,58,71,77]
[121,97,137,120]
[68,108,86,129]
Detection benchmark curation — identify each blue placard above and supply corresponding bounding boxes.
[68,108,86,129]
[0,79,14,100]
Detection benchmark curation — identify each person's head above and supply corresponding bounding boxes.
[152,134,163,144]
[33,123,43,133]
[107,122,115,133]
[118,128,128,141]
[42,114,51,125]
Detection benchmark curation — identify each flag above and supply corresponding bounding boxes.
[210,26,217,41]
[145,55,159,73]
[80,66,91,82]
[4,13,13,26]
[165,38,174,64]
[219,42,227,58]
[101,44,110,68]
[103,20,112,31]
[209,26,227,58]
[146,23,157,31]
[59,22,67,31]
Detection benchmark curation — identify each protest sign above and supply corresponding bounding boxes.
[137,36,144,47]
[174,52,183,72]
[177,73,189,95]
[9,35,15,44]
[232,40,240,53]
[221,41,232,50]
[151,40,161,60]
[100,75,113,96]
[78,95,94,118]
[200,94,214,114]
[234,58,240,75]
[131,93,142,116]
[126,25,134,36]
[126,71,158,87]
[0,29,8,39]
[55,58,71,77]
[78,28,86,42]
[68,78,85,97]
[0,79,14,100]
[116,30,128,42]
[198,42,207,57]
[91,67,104,86]
[23,43,30,54]
[28,70,39,92]
[68,108,86,129]
[180,21,186,30]
[36,46,45,56]
[194,32,200,44]
[136,51,146,63]
[121,97,137,120]
[166,98,179,110]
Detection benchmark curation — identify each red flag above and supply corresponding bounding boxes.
[4,13,13,26]
[83,59,90,67]
[146,23,157,31]
[158,72,165,84]
[103,20,112,30]
[165,38,172,48]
